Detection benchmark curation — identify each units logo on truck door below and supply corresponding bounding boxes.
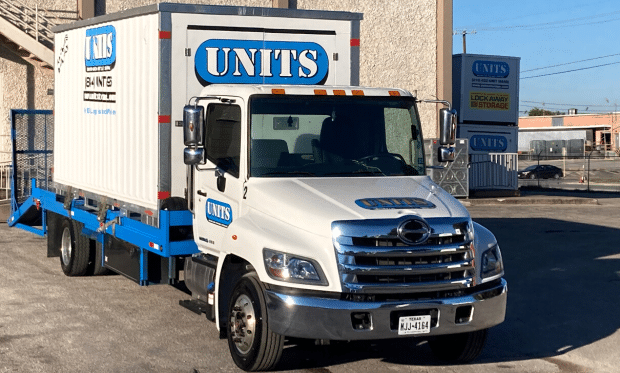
[85,25,116,72]
[206,199,233,226]
[194,39,328,85]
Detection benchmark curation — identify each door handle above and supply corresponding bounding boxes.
[197,190,207,197]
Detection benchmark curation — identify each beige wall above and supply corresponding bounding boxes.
[0,0,452,162]
[0,0,75,163]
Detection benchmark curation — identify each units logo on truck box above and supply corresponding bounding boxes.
[83,25,117,108]
[206,199,233,226]
[195,39,328,85]
[85,25,116,72]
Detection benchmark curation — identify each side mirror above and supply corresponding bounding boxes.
[183,104,205,165]
[438,146,455,162]
[439,108,457,146]
[184,148,205,165]
[183,104,204,146]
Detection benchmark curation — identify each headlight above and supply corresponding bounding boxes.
[263,249,328,285]
[481,244,504,282]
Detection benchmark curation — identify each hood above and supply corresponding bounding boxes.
[245,176,470,237]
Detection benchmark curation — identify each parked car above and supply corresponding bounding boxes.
[518,165,563,179]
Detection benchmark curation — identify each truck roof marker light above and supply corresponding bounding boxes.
[352,90,364,96]
[272,89,286,95]
[389,91,401,96]
[314,89,327,95]
[350,38,360,47]
[333,90,346,96]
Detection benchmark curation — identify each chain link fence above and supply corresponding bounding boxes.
[518,153,620,193]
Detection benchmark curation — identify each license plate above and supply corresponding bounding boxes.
[398,315,431,335]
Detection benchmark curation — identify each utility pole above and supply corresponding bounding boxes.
[453,29,476,54]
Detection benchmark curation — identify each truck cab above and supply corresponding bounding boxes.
[183,84,507,371]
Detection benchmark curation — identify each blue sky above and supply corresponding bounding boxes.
[453,0,620,116]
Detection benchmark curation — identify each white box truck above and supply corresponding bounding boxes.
[9,3,506,371]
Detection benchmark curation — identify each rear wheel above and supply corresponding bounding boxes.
[554,173,560,179]
[227,272,284,371]
[60,219,91,276]
[428,329,488,363]
[529,173,536,179]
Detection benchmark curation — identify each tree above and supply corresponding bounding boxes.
[528,107,565,116]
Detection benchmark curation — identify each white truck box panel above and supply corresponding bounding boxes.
[54,14,160,210]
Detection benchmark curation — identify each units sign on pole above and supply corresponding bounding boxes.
[452,54,520,125]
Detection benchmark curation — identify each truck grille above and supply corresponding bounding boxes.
[332,217,474,295]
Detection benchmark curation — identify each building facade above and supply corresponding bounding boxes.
[0,0,453,163]
[519,112,620,154]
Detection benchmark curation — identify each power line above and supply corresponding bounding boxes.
[479,10,620,31]
[521,53,620,72]
[520,60,620,79]
[455,0,617,29]
[520,100,615,107]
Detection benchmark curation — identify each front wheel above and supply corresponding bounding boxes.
[529,173,536,179]
[428,329,488,363]
[227,272,284,371]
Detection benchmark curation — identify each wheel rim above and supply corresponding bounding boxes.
[61,226,72,266]
[230,293,256,355]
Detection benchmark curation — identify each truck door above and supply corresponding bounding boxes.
[193,101,244,255]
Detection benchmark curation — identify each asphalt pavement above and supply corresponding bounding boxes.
[1,191,619,372]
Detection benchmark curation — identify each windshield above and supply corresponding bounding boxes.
[249,95,425,177]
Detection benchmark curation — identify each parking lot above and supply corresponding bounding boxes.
[1,194,619,373]
[518,157,620,193]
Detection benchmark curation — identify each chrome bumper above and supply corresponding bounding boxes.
[265,278,507,340]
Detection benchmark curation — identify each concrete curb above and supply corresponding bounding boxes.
[460,197,599,206]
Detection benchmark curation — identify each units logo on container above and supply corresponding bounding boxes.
[472,60,509,78]
[206,199,233,226]
[194,39,328,85]
[470,135,507,152]
[469,91,510,111]
[85,25,116,72]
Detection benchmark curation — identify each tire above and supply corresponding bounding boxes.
[227,272,284,372]
[529,173,536,180]
[428,329,487,363]
[161,197,187,211]
[554,173,560,179]
[59,219,91,276]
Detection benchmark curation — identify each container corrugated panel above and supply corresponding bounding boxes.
[54,14,160,210]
